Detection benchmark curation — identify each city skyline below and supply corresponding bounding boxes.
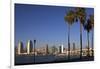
[15,4,94,48]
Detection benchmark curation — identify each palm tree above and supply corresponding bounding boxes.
[64,10,75,60]
[89,15,94,57]
[75,8,86,59]
[84,19,92,57]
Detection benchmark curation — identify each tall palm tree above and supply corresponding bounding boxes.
[64,10,75,60]
[84,19,92,57]
[75,8,86,59]
[89,15,94,57]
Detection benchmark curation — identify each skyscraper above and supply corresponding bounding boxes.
[18,41,24,55]
[27,40,33,54]
[73,43,76,55]
[45,44,49,55]
[59,44,64,54]
[59,46,61,54]
[61,44,64,53]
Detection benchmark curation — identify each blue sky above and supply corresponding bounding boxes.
[15,4,94,49]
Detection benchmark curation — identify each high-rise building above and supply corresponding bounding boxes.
[45,44,49,55]
[58,44,64,54]
[61,44,64,53]
[27,40,33,54]
[18,41,24,55]
[58,46,61,54]
[33,40,36,54]
[73,43,75,50]
[72,43,76,55]
[51,46,56,54]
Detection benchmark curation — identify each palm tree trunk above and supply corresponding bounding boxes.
[80,23,82,59]
[87,32,90,58]
[68,24,70,60]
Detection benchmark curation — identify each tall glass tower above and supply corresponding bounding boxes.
[27,40,33,54]
[18,41,24,55]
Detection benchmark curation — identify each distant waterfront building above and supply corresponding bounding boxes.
[61,44,64,53]
[59,46,61,53]
[51,46,56,54]
[58,44,64,54]
[33,40,36,55]
[15,46,18,54]
[45,44,49,55]
[73,43,75,51]
[72,43,76,55]
[27,40,33,54]
[18,41,24,55]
